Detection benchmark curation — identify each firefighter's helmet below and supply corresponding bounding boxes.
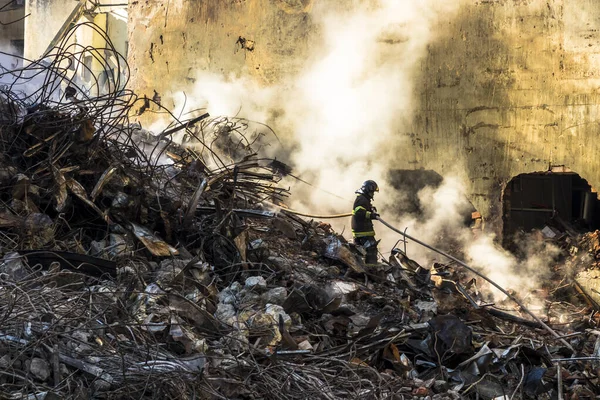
[359,180,379,199]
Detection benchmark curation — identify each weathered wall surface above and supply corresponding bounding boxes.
[411,0,600,232]
[0,1,25,50]
[107,10,128,58]
[127,0,316,108]
[24,0,81,60]
[128,0,600,234]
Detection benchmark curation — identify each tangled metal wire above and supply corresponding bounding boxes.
[0,21,293,399]
[0,258,202,398]
[0,19,288,247]
[0,0,29,27]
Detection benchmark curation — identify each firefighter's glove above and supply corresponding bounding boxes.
[371,212,380,220]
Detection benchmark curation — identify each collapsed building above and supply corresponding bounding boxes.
[2,0,600,399]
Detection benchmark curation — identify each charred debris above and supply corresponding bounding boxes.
[0,23,600,400]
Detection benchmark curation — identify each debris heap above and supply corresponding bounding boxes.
[0,23,600,399]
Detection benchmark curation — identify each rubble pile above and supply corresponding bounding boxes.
[1,24,600,399]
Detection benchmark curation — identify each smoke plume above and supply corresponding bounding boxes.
[148,0,561,306]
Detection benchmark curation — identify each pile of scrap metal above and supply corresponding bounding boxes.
[1,24,600,400]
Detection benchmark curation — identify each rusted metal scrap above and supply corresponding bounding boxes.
[322,235,365,273]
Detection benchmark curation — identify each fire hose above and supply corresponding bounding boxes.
[279,208,574,351]
[281,209,352,219]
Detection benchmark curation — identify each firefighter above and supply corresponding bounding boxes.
[352,180,380,264]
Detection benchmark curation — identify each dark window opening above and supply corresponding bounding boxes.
[388,169,478,228]
[10,39,24,57]
[83,56,93,81]
[502,171,600,246]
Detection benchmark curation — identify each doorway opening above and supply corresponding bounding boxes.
[502,170,600,244]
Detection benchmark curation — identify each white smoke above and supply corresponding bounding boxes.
[280,0,458,213]
[153,0,460,213]
[0,42,24,86]
[0,47,63,103]
[141,0,561,307]
[376,173,561,305]
[465,230,561,304]
[147,72,276,134]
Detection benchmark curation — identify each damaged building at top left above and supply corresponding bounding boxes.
[0,0,25,62]
[1,0,128,95]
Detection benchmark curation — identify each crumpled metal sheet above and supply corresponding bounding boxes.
[51,165,68,212]
[90,165,118,201]
[458,343,494,376]
[428,314,473,355]
[523,367,551,396]
[283,284,341,315]
[322,235,365,273]
[128,222,179,257]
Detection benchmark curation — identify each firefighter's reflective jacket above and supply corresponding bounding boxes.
[351,193,375,238]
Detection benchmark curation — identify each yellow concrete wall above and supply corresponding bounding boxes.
[107,12,127,58]
[24,0,81,60]
[127,0,316,105]
[127,0,600,234]
[411,0,600,231]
